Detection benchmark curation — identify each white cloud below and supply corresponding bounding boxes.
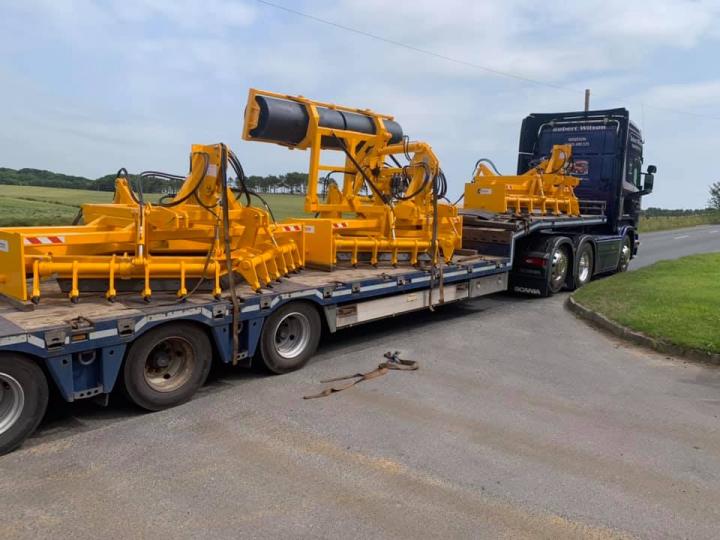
[15,0,256,33]
[1,0,719,207]
[643,80,720,110]
[578,0,720,47]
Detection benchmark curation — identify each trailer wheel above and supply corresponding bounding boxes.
[260,302,321,374]
[617,235,632,272]
[122,323,212,411]
[547,243,570,294]
[0,354,48,455]
[574,242,595,288]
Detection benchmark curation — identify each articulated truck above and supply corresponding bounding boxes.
[0,105,655,454]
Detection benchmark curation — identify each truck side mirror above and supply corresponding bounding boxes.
[642,171,655,194]
[639,165,656,194]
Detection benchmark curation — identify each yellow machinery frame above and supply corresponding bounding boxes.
[0,143,303,303]
[243,89,462,269]
[464,144,580,216]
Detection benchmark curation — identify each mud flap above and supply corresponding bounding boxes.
[508,269,549,297]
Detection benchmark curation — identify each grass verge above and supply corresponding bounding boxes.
[573,254,720,355]
[639,213,720,233]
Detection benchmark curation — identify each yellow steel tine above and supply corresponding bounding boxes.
[70,260,80,303]
[107,254,117,301]
[32,260,41,304]
[213,260,222,298]
[142,260,152,301]
[177,260,187,298]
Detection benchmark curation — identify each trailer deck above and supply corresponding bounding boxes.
[460,209,608,232]
[0,254,510,402]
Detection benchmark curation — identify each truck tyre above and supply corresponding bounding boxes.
[547,242,570,295]
[260,302,321,374]
[573,242,595,288]
[0,354,49,455]
[617,234,632,272]
[122,323,212,411]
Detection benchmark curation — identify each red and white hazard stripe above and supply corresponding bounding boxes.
[281,225,302,232]
[24,236,65,246]
[332,222,349,229]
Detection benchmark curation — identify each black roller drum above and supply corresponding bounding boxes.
[250,95,309,145]
[249,95,403,148]
[383,120,403,144]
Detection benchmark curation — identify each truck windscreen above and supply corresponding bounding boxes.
[536,121,621,204]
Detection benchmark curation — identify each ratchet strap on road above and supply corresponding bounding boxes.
[303,352,418,399]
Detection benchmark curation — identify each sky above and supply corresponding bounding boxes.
[1,0,719,209]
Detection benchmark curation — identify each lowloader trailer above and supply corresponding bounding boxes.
[0,107,655,453]
[0,256,510,453]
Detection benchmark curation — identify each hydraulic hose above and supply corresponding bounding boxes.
[391,162,431,201]
[228,150,252,208]
[472,158,501,176]
[331,133,389,204]
[153,152,211,208]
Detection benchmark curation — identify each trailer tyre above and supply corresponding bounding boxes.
[122,323,212,411]
[0,354,48,455]
[260,302,321,374]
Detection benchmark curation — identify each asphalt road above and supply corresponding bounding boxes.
[633,224,720,268]
[2,226,719,539]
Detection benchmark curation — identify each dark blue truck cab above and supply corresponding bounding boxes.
[517,108,655,234]
[462,108,656,297]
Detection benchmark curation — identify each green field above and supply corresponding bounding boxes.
[574,254,720,355]
[638,213,720,233]
[3,184,718,234]
[0,185,306,226]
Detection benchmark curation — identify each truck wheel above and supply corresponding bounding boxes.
[122,323,212,411]
[260,302,321,374]
[617,235,632,272]
[0,354,49,455]
[547,243,570,294]
[574,242,594,288]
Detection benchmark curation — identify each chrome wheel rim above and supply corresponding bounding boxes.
[620,240,631,270]
[274,312,311,359]
[0,373,25,435]
[550,247,568,289]
[144,337,195,393]
[578,251,592,283]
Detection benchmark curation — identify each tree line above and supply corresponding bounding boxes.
[0,167,310,195]
[643,207,716,217]
[3,166,720,209]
